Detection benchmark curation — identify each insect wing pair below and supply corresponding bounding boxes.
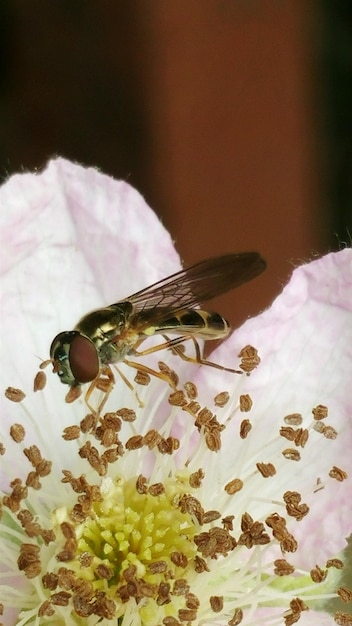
[49,252,266,401]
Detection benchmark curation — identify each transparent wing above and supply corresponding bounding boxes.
[112,252,266,326]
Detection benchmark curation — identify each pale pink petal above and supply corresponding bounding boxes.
[202,249,352,565]
[0,158,180,440]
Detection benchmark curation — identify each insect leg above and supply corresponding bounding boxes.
[132,335,193,357]
[170,336,243,375]
[83,366,115,414]
[123,359,179,389]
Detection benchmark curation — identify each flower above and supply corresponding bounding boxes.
[0,159,351,626]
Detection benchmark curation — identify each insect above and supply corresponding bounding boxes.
[49,252,266,405]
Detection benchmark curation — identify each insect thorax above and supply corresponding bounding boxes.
[75,301,136,364]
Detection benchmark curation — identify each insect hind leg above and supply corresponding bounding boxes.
[168,335,243,375]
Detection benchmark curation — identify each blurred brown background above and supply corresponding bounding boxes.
[0,1,351,328]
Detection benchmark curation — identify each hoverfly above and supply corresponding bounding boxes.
[49,252,266,405]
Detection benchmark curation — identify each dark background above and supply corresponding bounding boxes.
[0,0,351,327]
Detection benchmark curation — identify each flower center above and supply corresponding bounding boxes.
[51,474,200,622]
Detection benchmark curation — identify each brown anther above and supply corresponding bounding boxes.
[238,513,270,548]
[183,400,201,416]
[222,515,235,531]
[294,428,309,447]
[179,494,204,523]
[139,581,158,598]
[158,361,179,387]
[21,519,42,538]
[330,467,348,483]
[238,345,260,372]
[51,591,71,606]
[189,468,204,488]
[186,592,200,609]
[193,555,210,572]
[101,412,121,429]
[283,491,309,521]
[61,521,76,539]
[283,413,303,425]
[265,513,298,553]
[37,458,52,477]
[101,428,118,447]
[214,391,230,407]
[126,435,144,450]
[256,462,276,477]
[326,558,344,569]
[56,537,78,562]
[17,543,41,578]
[282,448,301,461]
[72,592,94,617]
[210,595,224,612]
[143,429,162,448]
[116,407,137,422]
[173,579,190,595]
[134,369,151,386]
[284,597,309,625]
[0,442,5,455]
[17,509,34,525]
[62,425,81,440]
[203,510,221,524]
[10,423,25,443]
[38,600,55,617]
[169,390,187,406]
[228,607,244,625]
[239,394,252,412]
[25,470,41,489]
[239,419,252,439]
[152,582,171,604]
[136,474,148,494]
[42,572,59,590]
[158,436,180,454]
[148,560,168,574]
[334,610,352,625]
[184,381,198,399]
[318,424,338,439]
[101,447,122,464]
[23,445,42,468]
[5,386,26,402]
[195,526,236,558]
[280,426,309,448]
[225,478,243,495]
[163,617,180,625]
[205,429,222,452]
[310,565,327,583]
[178,608,197,622]
[33,370,47,392]
[80,413,97,433]
[274,559,295,576]
[95,564,114,580]
[148,482,165,496]
[312,404,328,420]
[79,552,94,567]
[338,588,352,603]
[41,529,56,545]
[3,480,28,512]
[170,552,188,568]
[196,408,213,425]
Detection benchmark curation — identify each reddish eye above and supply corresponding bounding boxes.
[69,335,99,383]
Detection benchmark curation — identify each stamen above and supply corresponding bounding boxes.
[4,386,26,402]
[33,370,47,392]
[1,341,349,625]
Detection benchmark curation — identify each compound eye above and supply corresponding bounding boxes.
[69,335,99,383]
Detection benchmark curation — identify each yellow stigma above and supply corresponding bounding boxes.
[50,473,202,623]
